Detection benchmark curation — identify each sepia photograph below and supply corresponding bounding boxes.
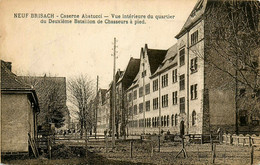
[0,0,259,164]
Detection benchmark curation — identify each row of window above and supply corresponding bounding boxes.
[179,49,198,70]
[128,115,175,128]
[180,30,199,66]
[140,32,198,79]
[129,85,198,115]
[128,72,199,102]
[128,58,198,102]
[128,111,197,128]
[133,31,199,100]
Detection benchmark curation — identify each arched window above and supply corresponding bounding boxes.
[171,114,174,126]
[167,115,169,127]
[152,117,154,127]
[192,111,196,126]
[175,114,178,126]
[154,117,157,127]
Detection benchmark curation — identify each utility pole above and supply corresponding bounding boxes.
[235,53,238,134]
[142,49,146,135]
[186,31,190,135]
[158,74,161,136]
[95,75,99,139]
[112,37,118,147]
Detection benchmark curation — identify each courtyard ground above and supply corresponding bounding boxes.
[2,138,260,165]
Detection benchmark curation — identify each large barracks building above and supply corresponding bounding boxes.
[96,0,260,136]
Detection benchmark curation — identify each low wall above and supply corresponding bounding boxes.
[222,133,260,147]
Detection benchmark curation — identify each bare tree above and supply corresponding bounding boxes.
[67,74,95,138]
[20,75,67,128]
[193,0,259,131]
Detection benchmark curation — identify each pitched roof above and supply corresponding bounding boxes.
[1,60,39,111]
[126,45,167,91]
[151,44,178,77]
[175,0,208,38]
[1,60,32,90]
[116,70,124,82]
[147,48,168,75]
[99,89,107,104]
[126,71,140,91]
[117,57,140,90]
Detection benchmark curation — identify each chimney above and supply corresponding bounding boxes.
[145,43,148,50]
[140,47,144,59]
[6,62,12,71]
[2,61,12,71]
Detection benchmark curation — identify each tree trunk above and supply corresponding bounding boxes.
[116,122,119,139]
[80,120,84,139]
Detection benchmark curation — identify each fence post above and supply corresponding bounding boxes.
[130,141,133,158]
[212,143,216,164]
[158,135,161,152]
[249,136,252,147]
[210,134,213,151]
[151,141,153,157]
[224,148,226,163]
[197,145,200,161]
[105,134,108,153]
[48,137,52,159]
[250,146,254,165]
[237,135,239,146]
[218,133,220,144]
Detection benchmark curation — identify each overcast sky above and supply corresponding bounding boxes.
[0,0,197,89]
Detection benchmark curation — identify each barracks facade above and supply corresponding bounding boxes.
[96,0,260,136]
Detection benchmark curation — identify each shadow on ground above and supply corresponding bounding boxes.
[2,152,151,165]
[2,144,152,165]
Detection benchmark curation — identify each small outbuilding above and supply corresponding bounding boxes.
[1,60,40,155]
